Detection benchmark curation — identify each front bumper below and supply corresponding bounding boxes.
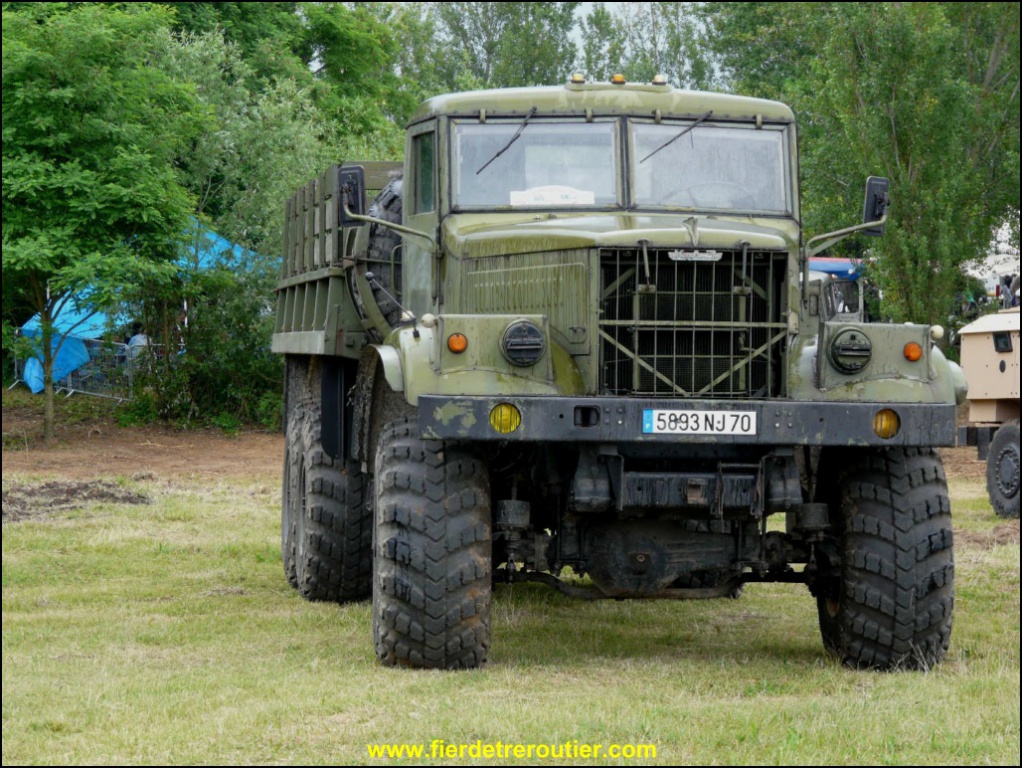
[418,395,957,447]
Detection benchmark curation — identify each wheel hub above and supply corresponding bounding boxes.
[995,443,1020,499]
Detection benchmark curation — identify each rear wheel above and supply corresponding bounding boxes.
[986,420,1019,519]
[815,448,954,670]
[372,417,491,669]
[282,357,372,602]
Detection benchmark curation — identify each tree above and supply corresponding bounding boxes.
[579,3,629,83]
[358,1,447,123]
[2,4,199,440]
[578,3,714,89]
[168,1,309,70]
[708,3,1020,326]
[433,2,580,90]
[702,2,818,100]
[125,28,352,426]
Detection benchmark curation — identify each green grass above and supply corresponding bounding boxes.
[3,474,1019,765]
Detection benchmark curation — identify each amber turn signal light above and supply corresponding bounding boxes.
[447,333,468,354]
[903,342,923,362]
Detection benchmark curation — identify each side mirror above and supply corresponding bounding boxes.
[862,176,889,236]
[338,165,367,227]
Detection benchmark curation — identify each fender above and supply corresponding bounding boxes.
[351,316,585,465]
[788,323,966,405]
[386,317,585,405]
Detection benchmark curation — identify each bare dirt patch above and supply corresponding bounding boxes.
[942,446,987,481]
[2,398,282,482]
[2,480,149,524]
[957,520,1020,550]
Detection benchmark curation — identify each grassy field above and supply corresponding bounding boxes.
[2,457,1019,764]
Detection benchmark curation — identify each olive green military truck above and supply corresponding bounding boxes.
[273,77,968,671]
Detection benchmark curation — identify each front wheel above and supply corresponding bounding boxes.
[372,418,491,669]
[815,448,954,670]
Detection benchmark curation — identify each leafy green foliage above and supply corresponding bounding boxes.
[707,2,1020,327]
[702,2,817,99]
[358,2,448,122]
[167,1,309,75]
[2,3,200,438]
[147,28,357,258]
[433,2,580,89]
[3,4,398,433]
[126,26,373,430]
[2,322,15,386]
[582,2,714,88]
[579,3,629,83]
[124,260,282,430]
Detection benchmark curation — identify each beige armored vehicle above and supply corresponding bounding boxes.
[957,308,1020,518]
[273,78,968,671]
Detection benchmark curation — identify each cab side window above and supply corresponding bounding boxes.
[413,133,435,214]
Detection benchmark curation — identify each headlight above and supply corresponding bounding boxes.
[489,403,522,433]
[501,320,545,367]
[829,328,872,374]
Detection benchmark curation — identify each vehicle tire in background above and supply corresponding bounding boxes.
[986,420,1020,519]
[815,447,954,670]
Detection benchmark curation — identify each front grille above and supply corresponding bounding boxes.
[599,247,787,398]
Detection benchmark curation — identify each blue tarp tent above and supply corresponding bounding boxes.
[809,257,860,279]
[18,221,251,394]
[19,303,118,393]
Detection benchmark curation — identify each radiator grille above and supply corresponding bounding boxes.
[599,247,787,398]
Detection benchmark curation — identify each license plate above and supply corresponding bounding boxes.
[642,409,758,435]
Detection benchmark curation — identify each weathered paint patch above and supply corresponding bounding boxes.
[433,401,478,432]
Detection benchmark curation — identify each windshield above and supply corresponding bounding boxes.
[632,123,790,214]
[453,121,618,208]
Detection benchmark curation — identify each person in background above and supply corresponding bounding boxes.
[127,323,149,359]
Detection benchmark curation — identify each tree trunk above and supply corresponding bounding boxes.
[41,315,55,444]
[43,374,55,444]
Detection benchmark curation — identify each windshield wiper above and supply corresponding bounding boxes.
[639,110,713,164]
[476,106,537,175]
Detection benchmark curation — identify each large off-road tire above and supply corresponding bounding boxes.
[372,417,491,669]
[815,448,954,670]
[986,420,1019,519]
[364,177,404,331]
[281,355,310,589]
[282,357,372,602]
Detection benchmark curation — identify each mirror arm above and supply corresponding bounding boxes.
[341,199,437,253]
[805,214,887,258]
